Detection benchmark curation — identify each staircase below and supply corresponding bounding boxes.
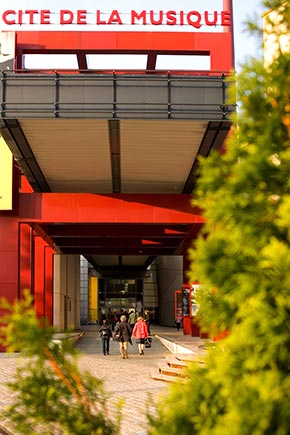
[151,352,205,383]
[151,331,209,383]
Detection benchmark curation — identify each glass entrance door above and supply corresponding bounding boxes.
[98,278,143,319]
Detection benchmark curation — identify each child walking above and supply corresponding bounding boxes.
[99,320,112,355]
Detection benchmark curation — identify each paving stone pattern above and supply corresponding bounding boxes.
[75,332,170,435]
[0,329,172,435]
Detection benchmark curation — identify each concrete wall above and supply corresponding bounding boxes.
[156,256,183,326]
[53,254,80,331]
[143,261,159,321]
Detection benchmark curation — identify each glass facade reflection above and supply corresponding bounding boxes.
[98,278,143,314]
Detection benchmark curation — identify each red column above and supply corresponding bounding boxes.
[44,245,54,325]
[33,235,46,320]
[33,235,54,324]
[223,0,235,68]
[0,217,19,302]
[19,223,33,293]
[0,216,20,351]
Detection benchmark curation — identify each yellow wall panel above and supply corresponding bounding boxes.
[89,276,98,323]
[0,137,13,210]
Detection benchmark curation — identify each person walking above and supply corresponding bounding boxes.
[144,309,151,335]
[128,309,137,332]
[99,320,112,355]
[175,314,182,331]
[132,316,149,355]
[114,315,132,359]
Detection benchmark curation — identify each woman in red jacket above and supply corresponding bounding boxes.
[132,316,149,355]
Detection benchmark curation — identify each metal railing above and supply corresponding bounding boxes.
[0,70,235,119]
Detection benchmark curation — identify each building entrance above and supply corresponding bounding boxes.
[98,278,143,320]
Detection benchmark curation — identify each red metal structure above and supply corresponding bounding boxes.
[0,0,234,341]
[14,31,233,72]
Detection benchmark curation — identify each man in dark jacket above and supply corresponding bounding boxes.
[114,315,131,359]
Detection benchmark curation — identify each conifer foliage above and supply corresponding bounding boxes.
[0,290,121,435]
[148,1,290,434]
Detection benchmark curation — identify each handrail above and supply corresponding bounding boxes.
[0,70,236,119]
[1,69,233,77]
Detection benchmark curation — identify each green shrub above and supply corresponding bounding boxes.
[0,290,122,435]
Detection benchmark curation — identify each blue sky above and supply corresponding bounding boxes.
[233,0,264,69]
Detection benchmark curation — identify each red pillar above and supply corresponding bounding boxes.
[19,223,33,293]
[33,235,54,324]
[0,220,54,350]
[33,235,46,319]
[0,217,20,302]
[0,216,20,351]
[0,163,21,302]
[223,0,235,68]
[44,245,54,326]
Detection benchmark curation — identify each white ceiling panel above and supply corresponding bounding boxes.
[18,118,207,194]
[19,119,112,192]
[120,120,206,193]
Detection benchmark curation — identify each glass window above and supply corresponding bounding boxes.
[156,54,210,71]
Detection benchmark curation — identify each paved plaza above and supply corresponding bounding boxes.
[74,328,171,435]
[0,325,190,435]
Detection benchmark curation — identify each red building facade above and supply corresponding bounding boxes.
[0,0,234,342]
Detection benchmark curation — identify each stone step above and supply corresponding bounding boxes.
[150,369,185,384]
[158,361,189,378]
[151,351,207,384]
[165,355,189,369]
[175,353,206,365]
[175,353,197,362]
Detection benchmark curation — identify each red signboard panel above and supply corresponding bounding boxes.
[9,1,234,71]
[15,31,233,72]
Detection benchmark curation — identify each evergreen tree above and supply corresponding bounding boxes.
[0,290,122,435]
[148,1,290,434]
